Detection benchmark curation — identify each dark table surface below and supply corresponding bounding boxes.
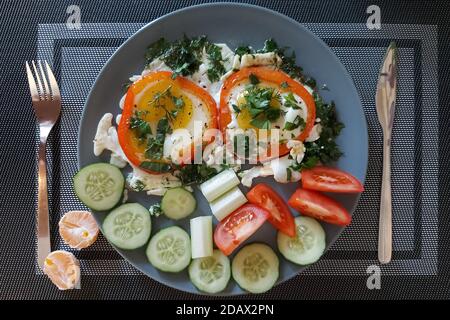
[1,0,449,300]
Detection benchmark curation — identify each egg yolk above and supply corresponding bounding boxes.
[236,85,281,132]
[135,79,194,130]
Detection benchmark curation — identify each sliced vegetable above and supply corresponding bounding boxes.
[146,226,191,272]
[302,166,364,193]
[118,71,217,173]
[246,183,296,237]
[214,204,269,256]
[161,187,196,220]
[219,66,316,160]
[231,243,279,294]
[189,249,231,293]
[103,203,151,250]
[277,216,325,265]
[210,187,248,221]
[190,216,213,259]
[73,163,124,211]
[288,188,352,226]
[199,169,240,202]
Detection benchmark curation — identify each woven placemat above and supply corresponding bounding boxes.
[2,0,449,300]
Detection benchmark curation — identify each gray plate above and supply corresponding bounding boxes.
[78,3,368,295]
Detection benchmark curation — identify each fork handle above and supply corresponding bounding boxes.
[378,135,392,264]
[37,139,51,268]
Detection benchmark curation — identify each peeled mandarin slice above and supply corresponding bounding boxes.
[59,210,99,249]
[43,250,80,290]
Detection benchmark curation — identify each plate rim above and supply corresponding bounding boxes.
[77,2,368,296]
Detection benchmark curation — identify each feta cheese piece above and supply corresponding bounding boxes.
[305,124,323,142]
[287,140,306,163]
[240,52,282,68]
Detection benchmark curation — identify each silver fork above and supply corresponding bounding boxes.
[26,60,61,269]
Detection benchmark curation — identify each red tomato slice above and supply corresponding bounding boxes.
[302,166,364,193]
[118,71,217,174]
[214,204,269,256]
[288,188,352,226]
[246,183,296,237]
[219,66,316,161]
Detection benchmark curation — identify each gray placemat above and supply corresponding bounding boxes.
[2,0,449,300]
[34,21,438,277]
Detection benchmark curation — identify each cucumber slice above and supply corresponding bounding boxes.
[199,169,240,202]
[161,187,196,220]
[73,163,124,211]
[190,216,213,259]
[232,243,279,294]
[277,216,325,265]
[102,203,151,250]
[146,226,191,272]
[210,187,247,221]
[189,250,231,293]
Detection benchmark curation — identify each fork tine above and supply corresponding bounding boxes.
[38,60,50,100]
[31,61,45,100]
[45,61,60,100]
[25,61,40,101]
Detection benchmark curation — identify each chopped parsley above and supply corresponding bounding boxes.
[233,134,250,158]
[149,203,163,217]
[240,83,281,129]
[140,161,172,173]
[144,117,171,160]
[174,163,219,185]
[129,111,151,141]
[284,115,305,131]
[284,92,302,110]
[149,86,185,123]
[293,93,344,170]
[146,35,226,81]
[235,45,253,56]
[205,43,226,82]
[249,73,260,85]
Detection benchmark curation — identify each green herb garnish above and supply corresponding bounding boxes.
[173,163,218,185]
[286,167,292,181]
[149,203,163,217]
[280,81,289,89]
[149,86,184,123]
[239,85,281,128]
[299,93,344,168]
[131,179,146,192]
[235,45,252,56]
[249,73,260,85]
[140,161,172,173]
[233,134,250,158]
[146,35,226,81]
[144,117,171,160]
[206,43,226,82]
[284,92,302,110]
[129,111,152,141]
[284,115,305,131]
[232,104,241,114]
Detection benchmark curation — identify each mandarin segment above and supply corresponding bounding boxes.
[43,250,80,290]
[59,210,99,249]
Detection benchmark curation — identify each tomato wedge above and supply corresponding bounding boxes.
[288,188,352,226]
[246,183,296,237]
[219,66,316,159]
[302,167,364,193]
[118,71,217,174]
[214,204,269,256]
